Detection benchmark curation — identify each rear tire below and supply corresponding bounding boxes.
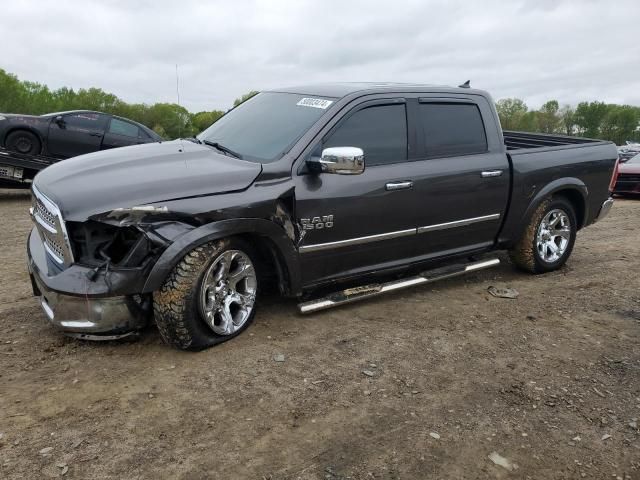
[153,238,259,351]
[5,130,41,155]
[509,196,577,274]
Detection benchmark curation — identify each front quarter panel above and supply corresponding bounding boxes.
[142,217,301,295]
[136,178,303,295]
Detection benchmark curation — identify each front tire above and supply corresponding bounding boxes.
[6,130,41,155]
[509,196,577,274]
[153,238,259,351]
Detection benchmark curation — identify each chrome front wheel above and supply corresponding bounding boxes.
[199,250,257,336]
[535,209,571,263]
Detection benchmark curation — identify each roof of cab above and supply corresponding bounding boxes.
[270,82,488,99]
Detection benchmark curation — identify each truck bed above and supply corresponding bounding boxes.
[499,131,617,247]
[503,131,602,151]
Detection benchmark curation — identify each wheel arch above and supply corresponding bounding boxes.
[523,177,587,230]
[502,177,588,249]
[552,189,586,229]
[142,218,301,296]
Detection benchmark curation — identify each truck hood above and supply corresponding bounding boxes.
[33,140,262,221]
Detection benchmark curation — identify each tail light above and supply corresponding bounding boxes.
[608,158,620,192]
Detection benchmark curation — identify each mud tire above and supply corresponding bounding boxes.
[153,238,258,351]
[508,196,577,274]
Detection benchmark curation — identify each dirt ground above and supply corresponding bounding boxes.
[0,189,638,480]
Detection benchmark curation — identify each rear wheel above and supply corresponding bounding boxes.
[6,130,41,155]
[509,196,577,274]
[153,238,259,351]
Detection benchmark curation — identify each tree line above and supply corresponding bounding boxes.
[496,98,640,145]
[0,68,258,139]
[1,68,638,144]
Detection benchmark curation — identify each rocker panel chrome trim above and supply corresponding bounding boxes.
[299,228,416,253]
[417,213,500,234]
[300,214,501,253]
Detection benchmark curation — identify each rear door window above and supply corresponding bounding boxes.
[419,103,487,157]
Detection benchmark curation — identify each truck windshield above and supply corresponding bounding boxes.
[198,92,336,163]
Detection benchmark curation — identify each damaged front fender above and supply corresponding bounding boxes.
[141,217,302,296]
[91,204,198,229]
[83,205,198,262]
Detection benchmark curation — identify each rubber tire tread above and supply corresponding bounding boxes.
[509,196,577,274]
[6,130,41,155]
[153,238,258,351]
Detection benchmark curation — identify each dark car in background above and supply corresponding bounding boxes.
[613,153,640,196]
[0,110,162,187]
[0,110,162,158]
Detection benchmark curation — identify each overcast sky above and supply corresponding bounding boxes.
[1,0,638,112]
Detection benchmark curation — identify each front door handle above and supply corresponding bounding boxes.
[89,131,103,137]
[385,180,413,191]
[481,170,503,178]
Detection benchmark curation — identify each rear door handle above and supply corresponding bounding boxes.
[89,131,103,137]
[385,180,413,191]
[481,170,503,178]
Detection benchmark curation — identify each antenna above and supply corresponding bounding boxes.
[459,80,471,88]
[175,64,181,105]
[175,64,183,140]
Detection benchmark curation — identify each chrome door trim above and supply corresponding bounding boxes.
[481,170,503,178]
[299,228,416,253]
[417,213,500,234]
[300,213,502,253]
[385,181,413,191]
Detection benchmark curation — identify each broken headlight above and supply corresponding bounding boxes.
[67,221,157,268]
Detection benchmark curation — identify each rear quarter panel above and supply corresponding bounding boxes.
[499,142,618,246]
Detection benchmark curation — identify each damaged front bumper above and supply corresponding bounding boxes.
[27,228,150,339]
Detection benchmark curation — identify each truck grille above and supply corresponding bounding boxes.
[31,186,74,267]
[34,196,57,230]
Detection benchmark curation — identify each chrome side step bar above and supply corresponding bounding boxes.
[297,258,500,314]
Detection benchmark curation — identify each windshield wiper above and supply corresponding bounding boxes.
[201,140,243,159]
[183,137,201,144]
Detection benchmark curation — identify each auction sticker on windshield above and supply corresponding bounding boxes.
[297,98,333,109]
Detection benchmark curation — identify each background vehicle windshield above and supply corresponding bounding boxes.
[198,92,335,163]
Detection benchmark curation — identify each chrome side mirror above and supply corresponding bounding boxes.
[307,147,365,175]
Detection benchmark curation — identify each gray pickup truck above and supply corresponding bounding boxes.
[27,83,618,350]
